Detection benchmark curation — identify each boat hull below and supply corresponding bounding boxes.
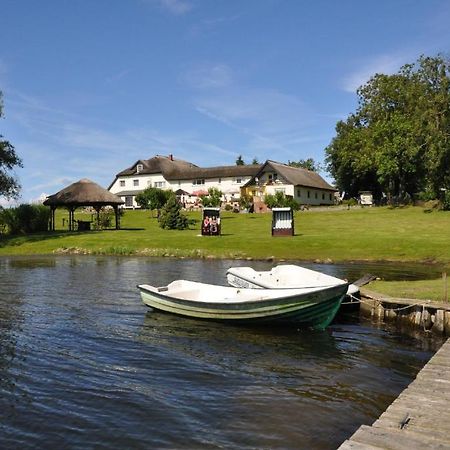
[138,283,347,330]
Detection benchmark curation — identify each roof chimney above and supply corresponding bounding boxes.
[169,154,173,161]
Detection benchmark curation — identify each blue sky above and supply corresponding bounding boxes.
[1,0,450,204]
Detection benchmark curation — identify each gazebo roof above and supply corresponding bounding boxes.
[43,178,124,207]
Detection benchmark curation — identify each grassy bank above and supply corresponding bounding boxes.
[368,278,449,303]
[0,206,449,265]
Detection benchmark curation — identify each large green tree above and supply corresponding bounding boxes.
[325,55,450,201]
[288,158,322,172]
[199,187,222,207]
[135,187,172,216]
[1,91,23,199]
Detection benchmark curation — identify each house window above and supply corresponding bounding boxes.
[297,189,301,197]
[147,180,152,186]
[218,178,222,184]
[329,193,332,201]
[315,192,318,199]
[133,179,139,187]
[307,190,310,198]
[120,180,125,187]
[136,164,143,173]
[235,177,242,184]
[193,179,205,185]
[154,181,166,188]
[125,196,133,207]
[322,193,325,200]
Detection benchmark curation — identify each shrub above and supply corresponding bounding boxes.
[239,194,252,211]
[264,192,299,211]
[135,187,172,212]
[0,204,51,235]
[94,208,114,230]
[158,196,189,230]
[200,187,222,207]
[442,191,450,211]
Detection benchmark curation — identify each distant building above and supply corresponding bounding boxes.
[108,155,336,209]
[108,154,260,208]
[241,160,336,208]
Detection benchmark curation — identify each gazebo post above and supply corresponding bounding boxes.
[94,206,101,230]
[114,205,120,230]
[67,207,71,231]
[51,206,56,231]
[68,206,76,231]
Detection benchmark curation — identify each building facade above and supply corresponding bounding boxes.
[108,155,260,208]
[108,155,336,209]
[241,160,336,207]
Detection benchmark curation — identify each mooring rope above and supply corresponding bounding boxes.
[341,293,425,311]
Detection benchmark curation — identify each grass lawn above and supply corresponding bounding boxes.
[368,277,450,303]
[0,206,449,267]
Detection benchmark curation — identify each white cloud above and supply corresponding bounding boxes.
[341,53,412,93]
[195,88,309,132]
[183,63,234,89]
[155,0,193,15]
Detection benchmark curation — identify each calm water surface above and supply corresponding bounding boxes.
[0,256,443,449]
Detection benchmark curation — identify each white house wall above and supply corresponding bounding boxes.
[293,187,334,205]
[109,173,251,208]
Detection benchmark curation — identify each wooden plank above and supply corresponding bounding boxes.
[374,417,450,440]
[351,425,450,449]
[338,440,384,449]
[381,399,450,416]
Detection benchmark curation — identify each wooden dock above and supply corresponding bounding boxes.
[338,338,450,449]
[359,288,450,336]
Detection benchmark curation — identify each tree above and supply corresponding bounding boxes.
[199,187,222,207]
[235,155,245,165]
[239,193,253,211]
[264,192,299,210]
[325,55,450,202]
[135,187,172,216]
[0,91,23,199]
[288,158,321,172]
[158,195,189,230]
[252,157,260,165]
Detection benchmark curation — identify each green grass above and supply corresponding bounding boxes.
[368,278,450,303]
[0,206,449,266]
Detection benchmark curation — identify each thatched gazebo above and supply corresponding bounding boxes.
[44,178,124,231]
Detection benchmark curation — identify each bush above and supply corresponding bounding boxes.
[0,204,51,235]
[135,187,172,211]
[94,208,114,230]
[200,187,222,207]
[264,192,299,211]
[158,196,189,230]
[239,194,252,211]
[442,191,450,211]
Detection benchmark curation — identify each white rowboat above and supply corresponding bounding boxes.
[137,279,348,329]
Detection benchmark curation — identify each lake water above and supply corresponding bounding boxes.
[0,256,444,449]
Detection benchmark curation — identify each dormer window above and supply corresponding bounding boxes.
[136,164,144,173]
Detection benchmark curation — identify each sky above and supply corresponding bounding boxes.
[1,0,450,205]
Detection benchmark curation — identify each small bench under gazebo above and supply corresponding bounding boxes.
[43,178,124,231]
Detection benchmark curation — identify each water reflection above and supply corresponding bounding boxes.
[0,256,442,450]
